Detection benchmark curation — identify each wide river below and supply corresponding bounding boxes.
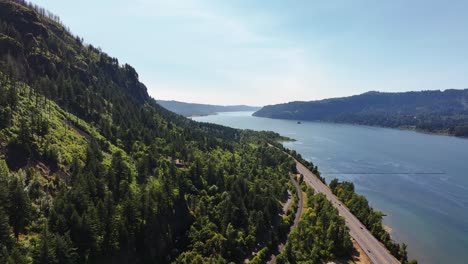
[193,111,468,264]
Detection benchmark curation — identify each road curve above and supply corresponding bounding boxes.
[288,174,303,228]
[267,174,303,264]
[295,161,399,264]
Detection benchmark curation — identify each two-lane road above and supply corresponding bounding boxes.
[296,161,399,264]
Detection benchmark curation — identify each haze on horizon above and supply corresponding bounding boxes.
[33,0,468,105]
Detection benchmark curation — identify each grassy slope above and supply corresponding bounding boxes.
[0,73,129,169]
[0,2,370,263]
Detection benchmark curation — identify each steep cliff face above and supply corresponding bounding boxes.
[0,1,293,263]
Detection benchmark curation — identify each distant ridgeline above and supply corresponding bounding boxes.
[0,1,375,263]
[0,1,291,263]
[254,90,468,137]
[0,1,416,263]
[157,100,261,117]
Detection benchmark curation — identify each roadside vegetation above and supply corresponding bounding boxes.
[330,179,418,264]
[0,70,297,263]
[270,140,326,184]
[0,1,360,263]
[0,0,296,261]
[276,186,353,263]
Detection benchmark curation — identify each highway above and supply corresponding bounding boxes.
[295,160,400,264]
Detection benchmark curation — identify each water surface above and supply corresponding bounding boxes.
[193,111,468,264]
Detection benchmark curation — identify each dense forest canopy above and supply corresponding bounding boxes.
[254,89,468,136]
[156,100,261,117]
[0,1,393,263]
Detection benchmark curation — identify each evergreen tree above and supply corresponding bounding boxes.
[33,225,57,264]
[54,233,78,264]
[7,177,31,239]
[0,208,10,247]
[0,160,9,206]
[0,2,417,263]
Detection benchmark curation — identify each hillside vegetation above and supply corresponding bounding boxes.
[254,90,468,136]
[157,100,260,117]
[0,1,361,263]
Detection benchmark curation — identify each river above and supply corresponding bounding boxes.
[192,111,468,264]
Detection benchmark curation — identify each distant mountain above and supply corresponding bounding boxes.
[0,2,415,263]
[254,89,468,137]
[0,1,292,263]
[157,100,261,116]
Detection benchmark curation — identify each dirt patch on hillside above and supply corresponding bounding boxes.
[351,239,372,264]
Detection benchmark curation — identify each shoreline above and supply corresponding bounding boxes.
[187,113,218,118]
[251,115,467,139]
[291,153,400,263]
[195,112,465,263]
[188,110,257,118]
[383,224,393,235]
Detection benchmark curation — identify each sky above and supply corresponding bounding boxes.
[33,0,468,106]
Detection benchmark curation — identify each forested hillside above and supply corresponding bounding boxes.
[254,90,468,136]
[157,100,260,117]
[0,1,357,263]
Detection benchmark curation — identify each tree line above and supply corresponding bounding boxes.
[330,179,417,264]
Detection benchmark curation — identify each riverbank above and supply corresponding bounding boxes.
[254,114,467,138]
[383,224,393,235]
[271,144,399,263]
[187,113,217,118]
[193,111,468,263]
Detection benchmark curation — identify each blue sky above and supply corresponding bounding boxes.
[33,0,468,105]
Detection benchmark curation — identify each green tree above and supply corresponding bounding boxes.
[7,177,31,239]
[0,160,9,205]
[6,246,30,264]
[7,85,18,109]
[54,233,78,264]
[33,225,57,264]
[399,243,409,263]
[0,208,10,246]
